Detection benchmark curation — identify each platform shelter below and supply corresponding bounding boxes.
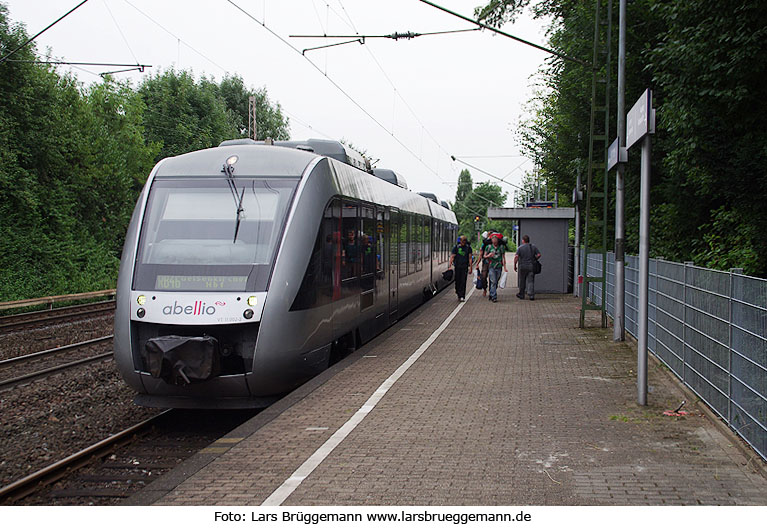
[487,207,575,294]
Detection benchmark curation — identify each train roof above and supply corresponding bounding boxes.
[330,158,456,224]
[156,144,317,178]
[219,138,369,172]
[372,168,408,189]
[154,143,456,224]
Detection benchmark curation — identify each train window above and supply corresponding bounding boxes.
[390,210,398,276]
[341,201,358,281]
[376,208,385,274]
[423,217,431,263]
[443,222,450,263]
[361,205,375,276]
[407,214,421,274]
[433,220,439,263]
[415,216,423,272]
[437,222,443,264]
[290,200,337,311]
[400,216,409,278]
[361,205,376,290]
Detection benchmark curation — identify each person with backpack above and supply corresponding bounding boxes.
[448,235,473,302]
[483,233,507,303]
[474,231,490,297]
[513,234,541,301]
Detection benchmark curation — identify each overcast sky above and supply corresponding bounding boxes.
[6,0,553,204]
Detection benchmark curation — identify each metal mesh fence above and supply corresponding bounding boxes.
[583,251,767,460]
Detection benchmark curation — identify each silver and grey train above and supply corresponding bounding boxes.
[114,138,457,408]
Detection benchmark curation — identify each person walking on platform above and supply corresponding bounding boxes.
[449,235,473,302]
[514,234,541,301]
[476,231,489,297]
[483,233,507,303]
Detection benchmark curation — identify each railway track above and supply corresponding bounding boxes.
[0,300,116,333]
[1,409,257,505]
[0,411,171,504]
[0,336,114,391]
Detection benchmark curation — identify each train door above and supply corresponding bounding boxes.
[389,208,399,323]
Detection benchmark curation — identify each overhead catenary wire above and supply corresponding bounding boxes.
[417,0,590,67]
[223,0,451,190]
[102,0,140,65]
[0,0,91,65]
[122,0,228,74]
[451,156,526,192]
[318,3,467,193]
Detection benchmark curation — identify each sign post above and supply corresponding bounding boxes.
[625,89,655,406]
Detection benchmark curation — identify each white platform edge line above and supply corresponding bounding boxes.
[261,286,475,506]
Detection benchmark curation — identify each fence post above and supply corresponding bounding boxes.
[728,268,743,428]
[683,262,694,386]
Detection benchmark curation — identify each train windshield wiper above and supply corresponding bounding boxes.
[222,163,246,243]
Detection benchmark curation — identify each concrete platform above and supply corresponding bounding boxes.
[131,271,767,506]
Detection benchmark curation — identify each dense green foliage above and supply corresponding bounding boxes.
[453,169,516,249]
[477,0,767,276]
[0,6,290,300]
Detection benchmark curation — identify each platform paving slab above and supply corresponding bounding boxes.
[149,272,767,506]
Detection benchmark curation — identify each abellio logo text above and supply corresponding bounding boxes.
[162,301,220,316]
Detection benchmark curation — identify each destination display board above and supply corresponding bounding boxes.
[154,275,248,291]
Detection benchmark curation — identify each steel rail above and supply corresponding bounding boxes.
[0,410,172,503]
[0,352,114,391]
[0,301,115,332]
[0,335,113,369]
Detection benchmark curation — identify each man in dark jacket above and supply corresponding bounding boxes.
[513,235,541,300]
[449,235,473,301]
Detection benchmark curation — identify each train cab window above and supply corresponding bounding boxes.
[341,201,359,280]
[133,177,298,292]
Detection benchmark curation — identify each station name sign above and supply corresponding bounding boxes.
[626,89,656,149]
[607,138,628,171]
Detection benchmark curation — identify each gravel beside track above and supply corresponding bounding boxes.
[0,337,113,387]
[0,315,114,361]
[1,311,258,505]
[0,301,115,333]
[0,358,153,489]
[19,409,257,505]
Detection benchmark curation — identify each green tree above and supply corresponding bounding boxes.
[217,75,290,140]
[139,69,239,160]
[453,177,514,247]
[455,168,473,203]
[476,0,767,276]
[0,5,158,300]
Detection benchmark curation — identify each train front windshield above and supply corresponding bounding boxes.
[133,177,298,292]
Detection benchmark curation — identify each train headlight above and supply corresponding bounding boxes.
[137,294,146,306]
[243,309,254,319]
[226,155,239,165]
[137,308,146,318]
[247,295,257,307]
